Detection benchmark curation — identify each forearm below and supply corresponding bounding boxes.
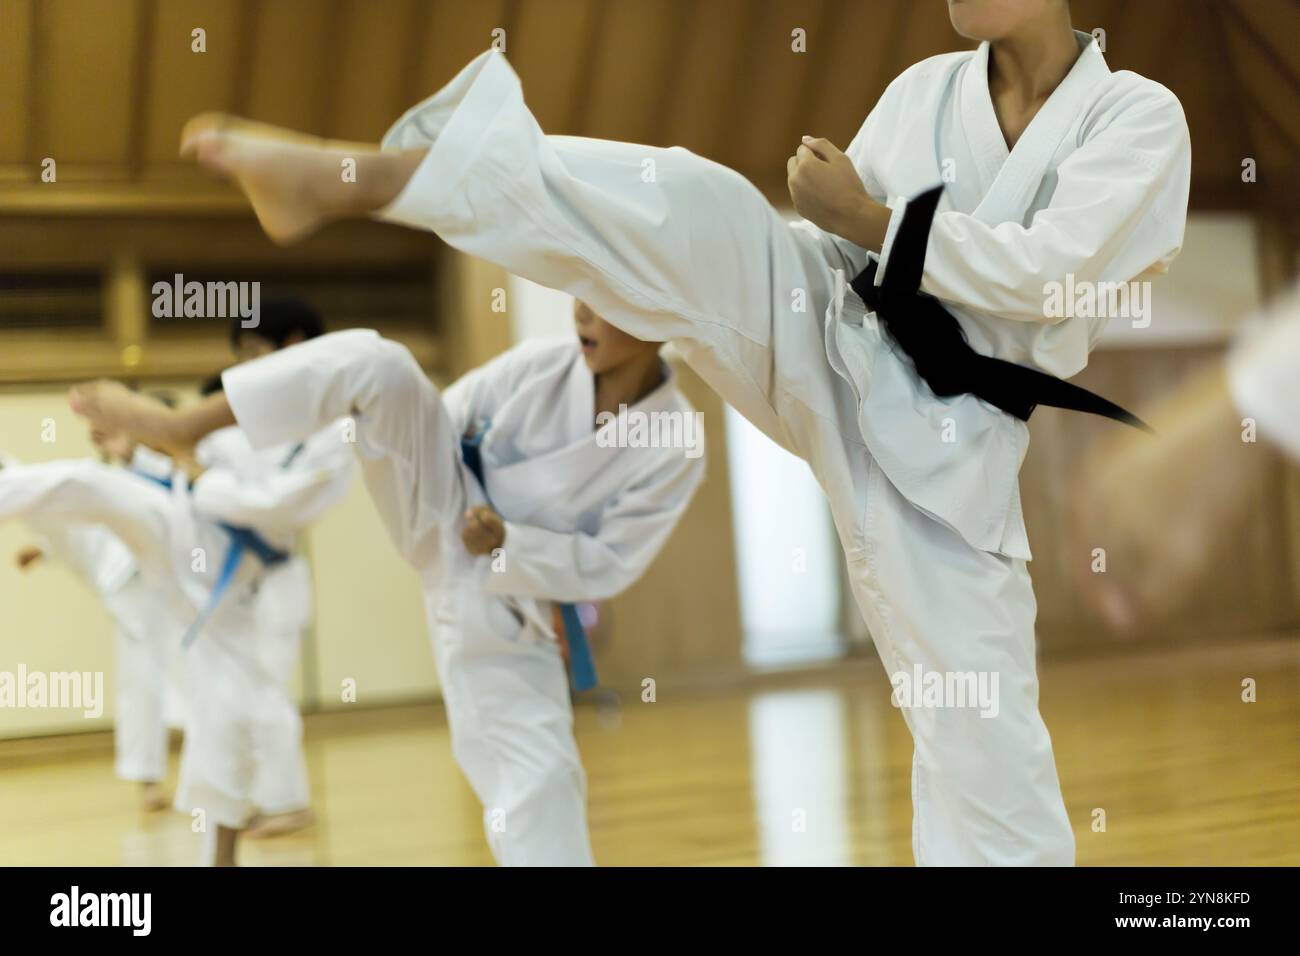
[481,523,626,603]
[827,193,892,253]
[174,392,237,447]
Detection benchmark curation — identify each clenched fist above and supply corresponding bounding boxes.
[460,505,506,556]
[787,136,866,230]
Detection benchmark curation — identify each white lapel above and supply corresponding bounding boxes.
[491,353,677,497]
[968,31,1110,225]
[958,41,1010,200]
[564,344,596,438]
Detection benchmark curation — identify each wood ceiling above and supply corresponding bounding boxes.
[0,0,1297,217]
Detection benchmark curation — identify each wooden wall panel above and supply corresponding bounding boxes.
[659,0,750,163]
[412,0,511,101]
[507,0,601,134]
[0,0,34,164]
[243,0,338,131]
[730,0,830,174]
[582,0,678,144]
[143,0,245,165]
[329,0,424,142]
[38,0,142,166]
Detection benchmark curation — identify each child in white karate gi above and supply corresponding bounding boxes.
[73,298,706,866]
[90,0,1191,864]
[3,299,354,865]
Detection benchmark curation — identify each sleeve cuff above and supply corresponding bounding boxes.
[375,49,524,233]
[872,194,909,289]
[479,519,537,596]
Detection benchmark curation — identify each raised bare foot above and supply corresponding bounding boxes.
[245,808,317,839]
[180,112,360,245]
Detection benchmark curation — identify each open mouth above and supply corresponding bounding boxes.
[578,335,597,353]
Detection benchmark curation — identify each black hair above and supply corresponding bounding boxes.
[198,372,226,397]
[230,294,325,350]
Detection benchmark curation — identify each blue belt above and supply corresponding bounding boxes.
[461,427,598,693]
[133,470,290,648]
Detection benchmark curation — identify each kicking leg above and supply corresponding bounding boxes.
[179,113,424,245]
[179,51,852,454]
[0,459,181,583]
[78,330,471,574]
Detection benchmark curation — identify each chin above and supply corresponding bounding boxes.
[947,0,1016,41]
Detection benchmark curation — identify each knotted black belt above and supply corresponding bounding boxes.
[847,185,1151,432]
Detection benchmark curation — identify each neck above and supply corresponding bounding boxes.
[988,17,1079,102]
[594,354,664,418]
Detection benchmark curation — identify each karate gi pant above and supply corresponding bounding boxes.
[224,331,593,865]
[175,601,310,827]
[376,51,1075,865]
[0,459,310,827]
[105,582,172,782]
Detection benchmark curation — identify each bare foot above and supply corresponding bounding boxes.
[181,112,368,245]
[139,781,170,812]
[69,380,183,451]
[245,808,317,839]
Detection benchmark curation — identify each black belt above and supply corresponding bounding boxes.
[847,185,1151,432]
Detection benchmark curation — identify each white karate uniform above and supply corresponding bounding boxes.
[374,34,1190,864]
[173,420,354,827]
[222,330,705,865]
[0,429,352,829]
[21,515,189,782]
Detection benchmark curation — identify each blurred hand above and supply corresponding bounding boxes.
[1069,367,1266,630]
[90,427,137,464]
[171,450,206,484]
[15,546,44,571]
[460,505,505,556]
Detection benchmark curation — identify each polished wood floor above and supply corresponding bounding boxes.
[1,637,1296,866]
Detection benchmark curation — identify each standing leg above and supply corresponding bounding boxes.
[247,625,314,835]
[109,617,170,802]
[848,460,1075,865]
[431,592,592,866]
[174,601,260,865]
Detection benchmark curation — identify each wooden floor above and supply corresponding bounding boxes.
[2,637,1297,866]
